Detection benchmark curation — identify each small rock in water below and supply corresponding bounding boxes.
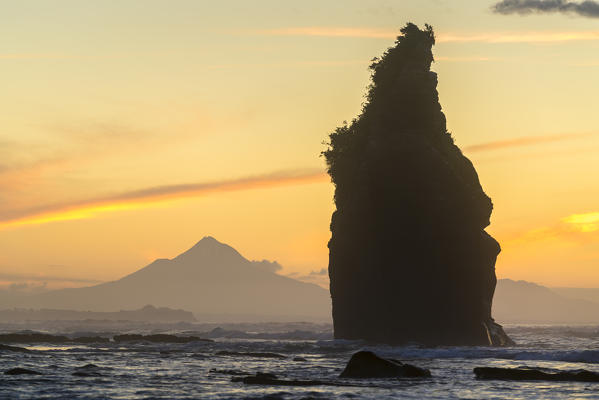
[293,357,307,362]
[474,367,599,382]
[5,368,42,375]
[340,351,431,378]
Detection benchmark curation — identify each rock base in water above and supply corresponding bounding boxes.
[340,351,431,379]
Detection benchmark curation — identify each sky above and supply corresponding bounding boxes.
[1,0,598,291]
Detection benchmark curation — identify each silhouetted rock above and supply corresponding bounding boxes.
[72,336,110,343]
[323,23,512,346]
[0,333,69,344]
[113,334,212,343]
[339,351,431,379]
[215,351,287,359]
[293,357,307,362]
[0,344,29,352]
[5,367,42,375]
[474,367,599,382]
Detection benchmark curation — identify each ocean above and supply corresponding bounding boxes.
[2,325,599,399]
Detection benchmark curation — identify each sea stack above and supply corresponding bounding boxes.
[323,23,513,346]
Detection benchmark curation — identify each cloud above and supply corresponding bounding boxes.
[492,0,599,18]
[0,169,328,229]
[463,132,595,152]
[310,268,328,275]
[286,269,329,289]
[252,260,283,273]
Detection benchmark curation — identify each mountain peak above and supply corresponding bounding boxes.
[174,236,245,263]
[196,236,220,246]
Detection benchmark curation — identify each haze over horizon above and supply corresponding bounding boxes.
[1,0,598,292]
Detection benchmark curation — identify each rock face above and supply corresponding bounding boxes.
[340,351,431,378]
[323,23,512,346]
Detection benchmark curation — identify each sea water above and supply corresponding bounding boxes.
[2,325,599,399]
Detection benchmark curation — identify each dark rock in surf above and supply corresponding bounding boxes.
[5,368,42,375]
[323,23,513,346]
[72,336,110,344]
[0,333,69,344]
[474,367,599,382]
[293,357,307,362]
[113,334,212,343]
[340,351,431,379]
[0,344,30,353]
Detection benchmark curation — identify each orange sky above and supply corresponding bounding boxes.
[1,0,598,291]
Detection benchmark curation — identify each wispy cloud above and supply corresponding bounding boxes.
[493,0,599,18]
[439,31,599,43]
[0,169,328,229]
[0,272,102,285]
[463,132,595,152]
[252,27,599,43]
[207,60,367,70]
[502,211,599,247]
[436,56,495,62]
[254,27,397,39]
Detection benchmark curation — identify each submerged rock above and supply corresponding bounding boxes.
[5,368,42,375]
[323,23,512,346]
[232,372,353,387]
[474,367,599,382]
[209,368,250,376]
[215,351,287,359]
[340,351,431,379]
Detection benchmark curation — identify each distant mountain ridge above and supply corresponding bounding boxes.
[4,238,598,325]
[11,237,331,322]
[493,279,599,324]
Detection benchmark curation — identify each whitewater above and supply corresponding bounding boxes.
[2,325,599,399]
